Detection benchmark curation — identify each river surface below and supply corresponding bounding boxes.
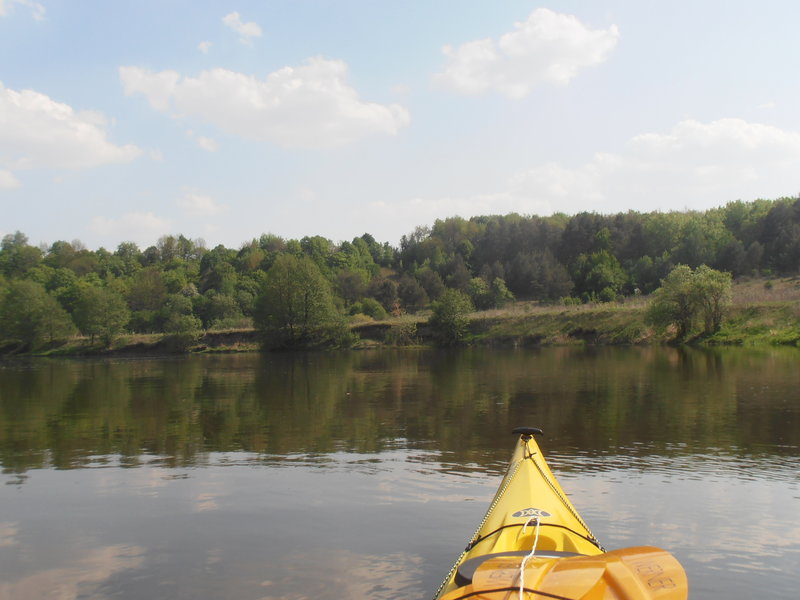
[0,347,798,599]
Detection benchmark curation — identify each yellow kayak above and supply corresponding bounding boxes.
[432,427,688,600]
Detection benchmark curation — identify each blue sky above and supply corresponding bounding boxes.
[2,1,799,250]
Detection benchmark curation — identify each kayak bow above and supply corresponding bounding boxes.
[432,427,687,600]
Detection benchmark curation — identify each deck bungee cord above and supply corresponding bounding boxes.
[518,516,541,600]
[431,452,526,600]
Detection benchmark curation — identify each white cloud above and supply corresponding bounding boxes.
[185,129,217,151]
[222,11,262,46]
[118,67,180,112]
[119,58,410,149]
[373,118,800,224]
[89,212,171,244]
[0,0,45,20]
[0,82,141,180]
[196,135,217,152]
[0,169,20,188]
[509,118,800,213]
[198,40,212,54]
[435,8,619,98]
[177,192,224,216]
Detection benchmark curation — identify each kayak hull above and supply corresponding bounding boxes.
[432,431,687,600]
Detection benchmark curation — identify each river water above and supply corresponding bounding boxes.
[0,347,798,599]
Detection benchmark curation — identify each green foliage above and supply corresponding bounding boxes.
[646,265,696,339]
[571,250,627,302]
[161,313,203,352]
[466,277,514,309]
[199,246,238,295]
[467,277,492,309]
[194,291,243,329]
[0,280,76,349]
[416,267,445,301]
[490,277,514,307]
[46,267,79,293]
[692,265,733,334]
[2,196,799,353]
[127,267,167,312]
[350,298,387,321]
[428,289,474,346]
[367,277,399,311]
[397,275,428,312]
[336,269,367,306]
[507,250,572,301]
[443,255,471,290]
[645,264,733,340]
[384,321,419,346]
[0,231,43,277]
[254,254,348,349]
[73,285,131,346]
[43,240,98,275]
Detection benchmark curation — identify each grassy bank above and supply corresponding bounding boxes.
[4,278,799,357]
[358,276,800,348]
[467,300,653,346]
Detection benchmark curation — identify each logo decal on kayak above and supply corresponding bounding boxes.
[512,508,551,519]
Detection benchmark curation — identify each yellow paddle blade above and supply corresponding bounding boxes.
[440,546,688,600]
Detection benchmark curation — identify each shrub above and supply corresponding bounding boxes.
[358,297,387,321]
[428,289,473,346]
[385,322,419,346]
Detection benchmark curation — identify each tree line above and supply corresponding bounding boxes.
[1,196,798,351]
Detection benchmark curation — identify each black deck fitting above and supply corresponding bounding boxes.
[512,427,543,439]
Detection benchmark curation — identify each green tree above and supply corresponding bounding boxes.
[645,265,696,339]
[236,240,267,272]
[44,240,98,275]
[397,275,429,312]
[0,231,43,277]
[490,277,514,308]
[336,269,367,307]
[0,280,76,349]
[645,265,732,340]
[571,250,627,302]
[161,313,203,352]
[199,245,238,295]
[467,277,492,310]
[416,267,446,301]
[73,286,130,346]
[428,289,473,346]
[114,241,142,276]
[693,265,733,334]
[194,291,244,329]
[367,277,399,312]
[507,250,572,301]
[127,267,167,311]
[349,297,387,321]
[254,254,347,349]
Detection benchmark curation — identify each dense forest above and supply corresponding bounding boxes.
[1,197,799,351]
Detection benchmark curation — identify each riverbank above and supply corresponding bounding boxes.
[0,329,262,358]
[3,277,798,357]
[355,296,799,348]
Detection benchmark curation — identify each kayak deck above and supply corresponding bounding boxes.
[432,428,687,600]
